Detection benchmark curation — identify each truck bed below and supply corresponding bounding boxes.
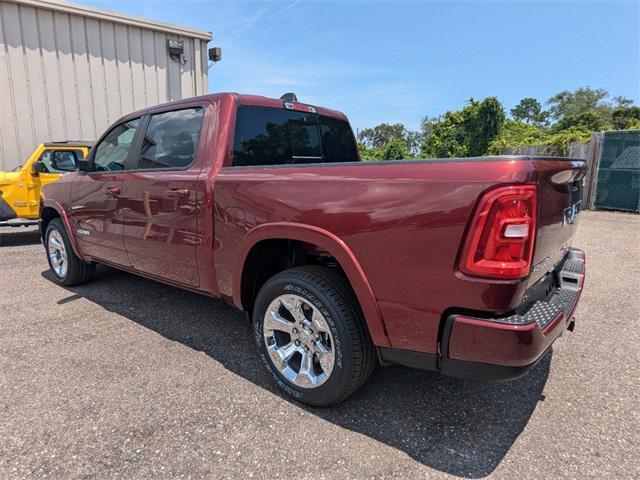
[214,155,586,353]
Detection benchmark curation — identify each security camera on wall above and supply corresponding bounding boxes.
[208,47,222,63]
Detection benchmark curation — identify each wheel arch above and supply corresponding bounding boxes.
[40,200,85,261]
[233,222,390,348]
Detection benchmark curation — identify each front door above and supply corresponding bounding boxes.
[69,119,140,266]
[121,107,204,286]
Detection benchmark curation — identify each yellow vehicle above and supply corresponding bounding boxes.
[0,142,92,226]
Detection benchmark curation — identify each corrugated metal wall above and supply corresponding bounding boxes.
[0,0,210,170]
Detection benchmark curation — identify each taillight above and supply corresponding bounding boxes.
[459,185,537,279]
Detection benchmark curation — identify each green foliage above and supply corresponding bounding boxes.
[626,118,640,130]
[358,123,421,155]
[612,106,640,130]
[421,97,505,157]
[487,120,547,154]
[358,123,405,148]
[381,138,410,160]
[542,127,593,156]
[510,97,549,126]
[357,142,382,161]
[545,86,636,130]
[358,87,637,160]
[552,109,609,132]
[546,87,610,120]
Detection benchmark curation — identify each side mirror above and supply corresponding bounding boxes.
[32,161,47,175]
[78,159,90,172]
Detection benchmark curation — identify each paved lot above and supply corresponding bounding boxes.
[0,211,638,479]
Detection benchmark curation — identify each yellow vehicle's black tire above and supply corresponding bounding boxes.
[45,218,95,286]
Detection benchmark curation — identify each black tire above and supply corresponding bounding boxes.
[253,265,376,406]
[45,218,95,286]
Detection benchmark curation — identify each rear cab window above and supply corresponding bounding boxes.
[232,106,359,167]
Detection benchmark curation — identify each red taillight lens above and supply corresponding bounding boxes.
[459,185,537,279]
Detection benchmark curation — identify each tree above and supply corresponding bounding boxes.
[357,142,382,161]
[552,109,608,132]
[358,123,405,149]
[545,87,638,130]
[612,106,640,130]
[381,138,410,160]
[421,111,467,158]
[511,97,549,126]
[422,97,506,158]
[546,87,610,120]
[466,97,506,156]
[613,96,634,109]
[488,120,547,154]
[358,123,421,155]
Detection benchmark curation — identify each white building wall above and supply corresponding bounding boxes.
[0,0,211,170]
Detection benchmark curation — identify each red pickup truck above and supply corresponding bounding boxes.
[40,93,586,406]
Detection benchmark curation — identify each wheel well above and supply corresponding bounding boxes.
[40,207,60,239]
[240,239,346,315]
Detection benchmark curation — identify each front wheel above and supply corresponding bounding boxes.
[45,218,95,286]
[253,266,375,406]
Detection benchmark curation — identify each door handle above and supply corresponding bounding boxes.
[104,186,121,196]
[165,188,190,198]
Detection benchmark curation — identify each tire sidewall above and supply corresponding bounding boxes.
[253,274,355,406]
[45,220,70,283]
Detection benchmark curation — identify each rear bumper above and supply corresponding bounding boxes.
[379,248,586,382]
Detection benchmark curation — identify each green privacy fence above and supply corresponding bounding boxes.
[593,130,640,213]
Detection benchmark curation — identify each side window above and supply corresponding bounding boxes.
[38,150,79,173]
[232,106,358,166]
[38,151,53,172]
[51,151,79,172]
[138,108,203,170]
[92,119,140,172]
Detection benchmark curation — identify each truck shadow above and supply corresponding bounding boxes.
[44,266,550,478]
[0,228,41,247]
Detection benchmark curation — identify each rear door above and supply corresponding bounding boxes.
[69,119,141,266]
[120,105,206,286]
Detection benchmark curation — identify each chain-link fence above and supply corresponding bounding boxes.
[593,130,640,213]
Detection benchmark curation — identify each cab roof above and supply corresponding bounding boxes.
[44,141,94,148]
[122,92,349,123]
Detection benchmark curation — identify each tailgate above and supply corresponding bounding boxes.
[529,158,587,284]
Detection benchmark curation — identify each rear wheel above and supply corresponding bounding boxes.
[45,218,95,286]
[253,266,375,406]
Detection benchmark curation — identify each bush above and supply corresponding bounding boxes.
[488,120,547,154]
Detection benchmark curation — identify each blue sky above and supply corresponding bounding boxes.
[83,0,639,132]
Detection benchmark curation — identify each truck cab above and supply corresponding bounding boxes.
[0,142,91,225]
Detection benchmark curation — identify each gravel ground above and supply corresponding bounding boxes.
[0,210,638,479]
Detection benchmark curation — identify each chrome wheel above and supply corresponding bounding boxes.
[263,294,335,389]
[48,229,68,278]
